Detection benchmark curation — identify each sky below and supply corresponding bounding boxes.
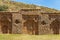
[14,0,60,10]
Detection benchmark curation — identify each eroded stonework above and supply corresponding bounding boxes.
[0,9,60,35]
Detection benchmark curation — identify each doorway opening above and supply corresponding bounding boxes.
[50,18,60,34]
[22,15,39,35]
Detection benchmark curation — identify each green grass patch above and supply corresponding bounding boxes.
[0,34,60,40]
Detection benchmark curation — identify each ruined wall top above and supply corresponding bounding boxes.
[0,9,60,14]
[0,11,19,14]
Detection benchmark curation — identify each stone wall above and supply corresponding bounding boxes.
[0,9,60,35]
[39,13,60,34]
[12,13,22,34]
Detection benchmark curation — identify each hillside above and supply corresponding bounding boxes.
[0,0,60,13]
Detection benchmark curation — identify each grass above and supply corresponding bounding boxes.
[0,34,60,40]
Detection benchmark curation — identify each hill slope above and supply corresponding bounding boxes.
[0,0,59,13]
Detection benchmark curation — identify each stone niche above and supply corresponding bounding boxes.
[49,14,60,34]
[22,15,39,35]
[0,13,12,34]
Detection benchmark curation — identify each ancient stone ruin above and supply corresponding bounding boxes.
[0,9,60,35]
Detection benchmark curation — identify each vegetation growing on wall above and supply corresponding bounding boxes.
[0,5,8,11]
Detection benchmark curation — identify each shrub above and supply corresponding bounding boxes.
[0,5,8,11]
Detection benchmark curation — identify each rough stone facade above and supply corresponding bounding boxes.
[0,9,60,35]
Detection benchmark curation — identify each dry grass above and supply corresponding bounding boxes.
[0,34,60,40]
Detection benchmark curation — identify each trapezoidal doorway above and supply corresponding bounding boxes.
[0,13,12,34]
[50,18,60,34]
[22,15,39,35]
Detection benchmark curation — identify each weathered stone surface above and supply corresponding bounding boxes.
[0,9,60,35]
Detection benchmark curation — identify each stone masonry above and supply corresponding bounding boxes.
[0,9,60,35]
